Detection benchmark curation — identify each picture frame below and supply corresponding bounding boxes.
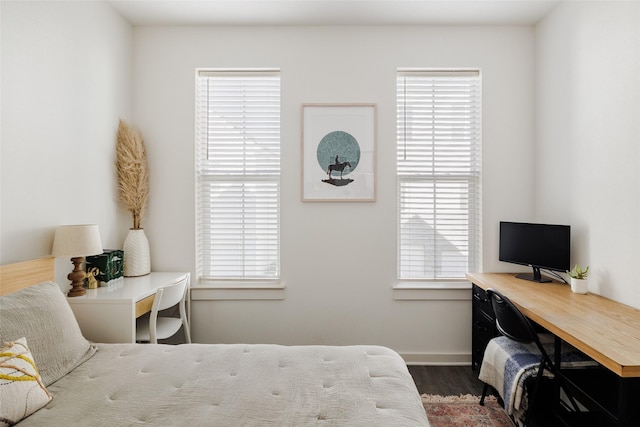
[301,103,376,202]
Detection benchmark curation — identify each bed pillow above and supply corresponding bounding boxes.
[0,337,52,424]
[0,281,96,386]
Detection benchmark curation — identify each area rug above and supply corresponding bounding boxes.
[422,394,514,427]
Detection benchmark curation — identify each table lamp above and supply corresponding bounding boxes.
[52,224,103,297]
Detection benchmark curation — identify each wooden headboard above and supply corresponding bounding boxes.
[0,257,55,296]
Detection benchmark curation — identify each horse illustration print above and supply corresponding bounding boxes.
[328,161,351,179]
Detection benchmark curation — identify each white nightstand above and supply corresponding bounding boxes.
[67,272,190,343]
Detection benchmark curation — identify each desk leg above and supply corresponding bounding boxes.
[553,337,563,416]
[618,378,630,427]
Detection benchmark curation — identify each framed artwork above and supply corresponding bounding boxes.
[301,103,376,202]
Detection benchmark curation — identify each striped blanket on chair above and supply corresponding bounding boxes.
[478,334,595,425]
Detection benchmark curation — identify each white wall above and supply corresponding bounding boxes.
[536,1,640,306]
[4,0,638,361]
[0,1,133,286]
[0,1,539,361]
[133,25,535,361]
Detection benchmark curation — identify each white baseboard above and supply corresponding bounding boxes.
[400,352,472,366]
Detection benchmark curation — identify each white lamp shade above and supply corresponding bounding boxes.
[52,224,103,258]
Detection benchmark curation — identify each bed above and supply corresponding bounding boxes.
[0,258,430,426]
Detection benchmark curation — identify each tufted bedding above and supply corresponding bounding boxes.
[1,281,429,426]
[17,343,430,426]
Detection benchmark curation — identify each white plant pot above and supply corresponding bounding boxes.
[570,277,588,294]
[123,228,151,277]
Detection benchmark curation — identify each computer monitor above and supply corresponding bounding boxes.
[499,221,571,283]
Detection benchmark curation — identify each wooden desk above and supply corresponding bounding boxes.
[67,272,189,343]
[467,272,640,425]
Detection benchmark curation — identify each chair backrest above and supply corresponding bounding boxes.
[143,276,190,344]
[486,288,538,344]
[153,277,188,313]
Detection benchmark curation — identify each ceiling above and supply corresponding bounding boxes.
[107,0,561,26]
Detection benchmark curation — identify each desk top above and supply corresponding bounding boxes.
[67,272,189,304]
[467,272,640,378]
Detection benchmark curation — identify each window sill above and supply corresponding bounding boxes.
[393,281,471,300]
[191,281,285,300]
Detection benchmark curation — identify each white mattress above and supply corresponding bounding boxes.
[19,343,430,426]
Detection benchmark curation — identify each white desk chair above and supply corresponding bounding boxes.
[136,276,191,344]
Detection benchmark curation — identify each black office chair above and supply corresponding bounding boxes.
[479,288,580,427]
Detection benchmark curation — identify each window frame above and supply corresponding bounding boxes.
[396,68,482,283]
[195,68,281,284]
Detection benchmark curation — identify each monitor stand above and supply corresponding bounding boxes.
[516,267,551,283]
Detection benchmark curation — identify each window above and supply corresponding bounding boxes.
[195,70,280,281]
[397,70,481,281]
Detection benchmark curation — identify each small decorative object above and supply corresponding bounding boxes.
[51,224,103,297]
[86,250,124,286]
[86,268,99,289]
[116,119,151,276]
[567,264,589,294]
[302,104,376,201]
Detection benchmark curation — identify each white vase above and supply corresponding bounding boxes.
[570,277,588,294]
[123,228,150,277]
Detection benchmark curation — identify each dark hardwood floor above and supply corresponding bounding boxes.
[408,365,485,396]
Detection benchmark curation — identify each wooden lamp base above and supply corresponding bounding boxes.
[67,256,87,297]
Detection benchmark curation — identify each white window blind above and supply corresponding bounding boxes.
[397,70,481,280]
[195,70,280,281]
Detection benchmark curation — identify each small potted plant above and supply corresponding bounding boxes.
[567,264,589,294]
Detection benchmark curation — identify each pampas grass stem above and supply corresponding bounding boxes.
[116,119,149,230]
